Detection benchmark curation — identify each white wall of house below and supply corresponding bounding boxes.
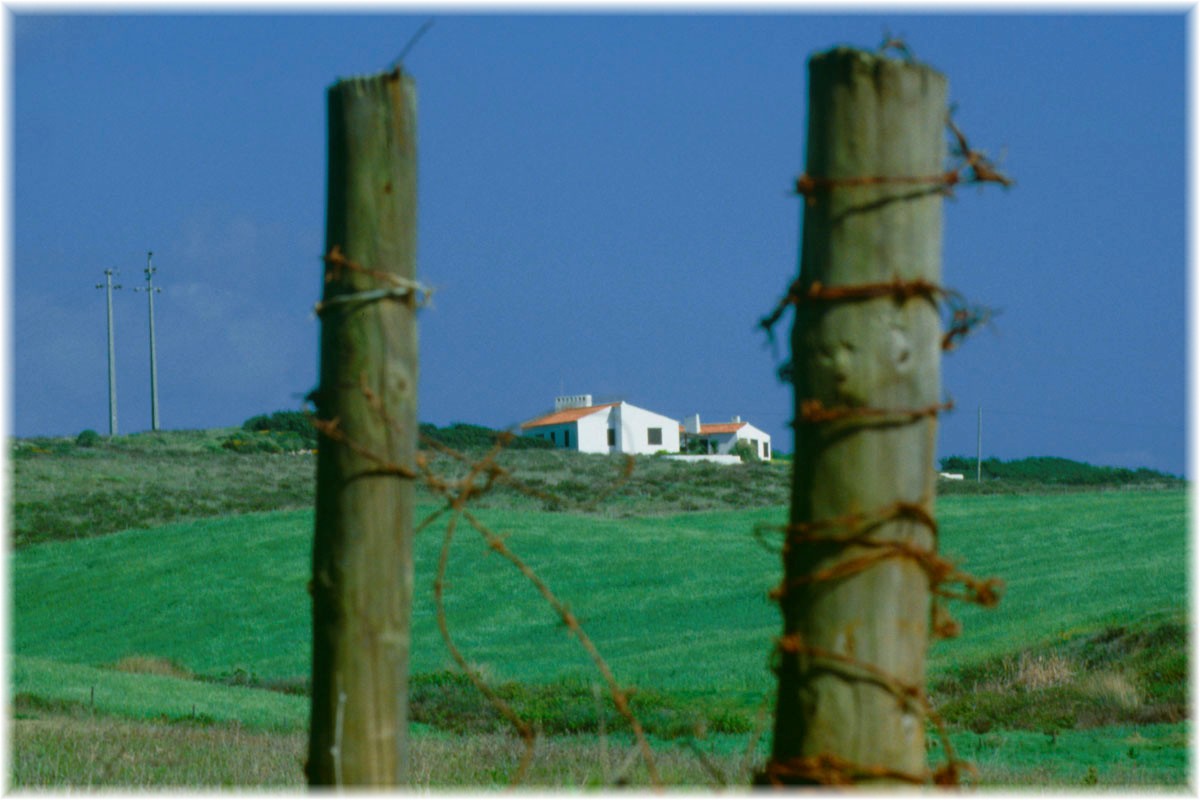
[575,408,613,454]
[735,423,772,460]
[690,421,773,460]
[665,454,743,465]
[522,401,680,456]
[610,402,680,455]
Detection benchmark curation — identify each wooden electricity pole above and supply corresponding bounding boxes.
[767,48,947,785]
[977,405,983,482]
[95,268,121,437]
[308,67,420,788]
[134,251,162,432]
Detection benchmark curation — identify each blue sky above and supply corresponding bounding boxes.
[9,10,1189,476]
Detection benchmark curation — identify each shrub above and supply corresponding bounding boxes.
[221,431,302,454]
[75,429,103,448]
[242,411,317,448]
[938,455,1182,487]
[732,440,760,463]
[420,422,552,452]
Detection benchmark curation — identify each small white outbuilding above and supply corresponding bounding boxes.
[681,413,772,461]
[520,395,681,456]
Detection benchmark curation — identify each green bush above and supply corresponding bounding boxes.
[406,672,753,739]
[938,455,1181,487]
[221,431,307,454]
[242,411,317,448]
[732,440,760,463]
[75,429,103,448]
[419,422,552,452]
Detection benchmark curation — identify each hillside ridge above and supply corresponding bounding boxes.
[10,423,1184,549]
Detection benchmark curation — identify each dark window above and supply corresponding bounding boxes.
[648,427,662,446]
[608,428,616,446]
[763,442,770,459]
[565,430,572,448]
[550,431,557,445]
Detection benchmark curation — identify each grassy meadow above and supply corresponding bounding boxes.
[8,429,1192,788]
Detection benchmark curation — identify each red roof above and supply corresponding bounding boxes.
[520,402,619,430]
[701,422,747,434]
[680,421,748,435]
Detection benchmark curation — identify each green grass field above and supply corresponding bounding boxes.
[11,466,1190,789]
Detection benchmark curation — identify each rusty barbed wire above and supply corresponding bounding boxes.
[798,398,954,426]
[755,301,1002,787]
[312,405,666,789]
[755,488,1001,785]
[420,438,663,787]
[755,98,1009,787]
[315,245,434,316]
[877,30,916,63]
[435,508,537,786]
[311,248,667,789]
[759,275,996,359]
[793,116,1013,208]
[314,433,661,778]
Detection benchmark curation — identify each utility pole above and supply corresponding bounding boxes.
[977,405,983,482]
[95,268,121,436]
[134,251,162,431]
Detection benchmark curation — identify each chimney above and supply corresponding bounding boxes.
[732,415,742,423]
[611,402,624,452]
[684,413,702,434]
[555,394,593,412]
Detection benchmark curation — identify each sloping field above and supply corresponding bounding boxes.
[13,490,1187,698]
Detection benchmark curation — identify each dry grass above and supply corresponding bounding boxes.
[1081,671,1142,711]
[13,710,1187,789]
[110,655,195,681]
[1011,651,1075,691]
[11,715,307,788]
[407,733,755,789]
[10,713,753,790]
[974,651,1076,693]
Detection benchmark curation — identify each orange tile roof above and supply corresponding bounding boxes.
[520,402,619,430]
[687,422,747,435]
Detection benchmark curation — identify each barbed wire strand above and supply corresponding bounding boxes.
[434,506,538,787]
[754,100,1008,786]
[419,434,663,787]
[311,263,666,787]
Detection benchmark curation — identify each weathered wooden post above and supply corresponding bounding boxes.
[308,67,420,787]
[764,47,947,785]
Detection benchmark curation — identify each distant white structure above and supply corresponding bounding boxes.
[681,413,772,461]
[520,395,681,456]
[521,395,771,461]
[664,454,743,465]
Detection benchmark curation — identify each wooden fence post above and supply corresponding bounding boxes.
[307,67,420,788]
[766,47,947,785]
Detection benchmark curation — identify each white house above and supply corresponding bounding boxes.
[681,414,772,461]
[520,395,681,456]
